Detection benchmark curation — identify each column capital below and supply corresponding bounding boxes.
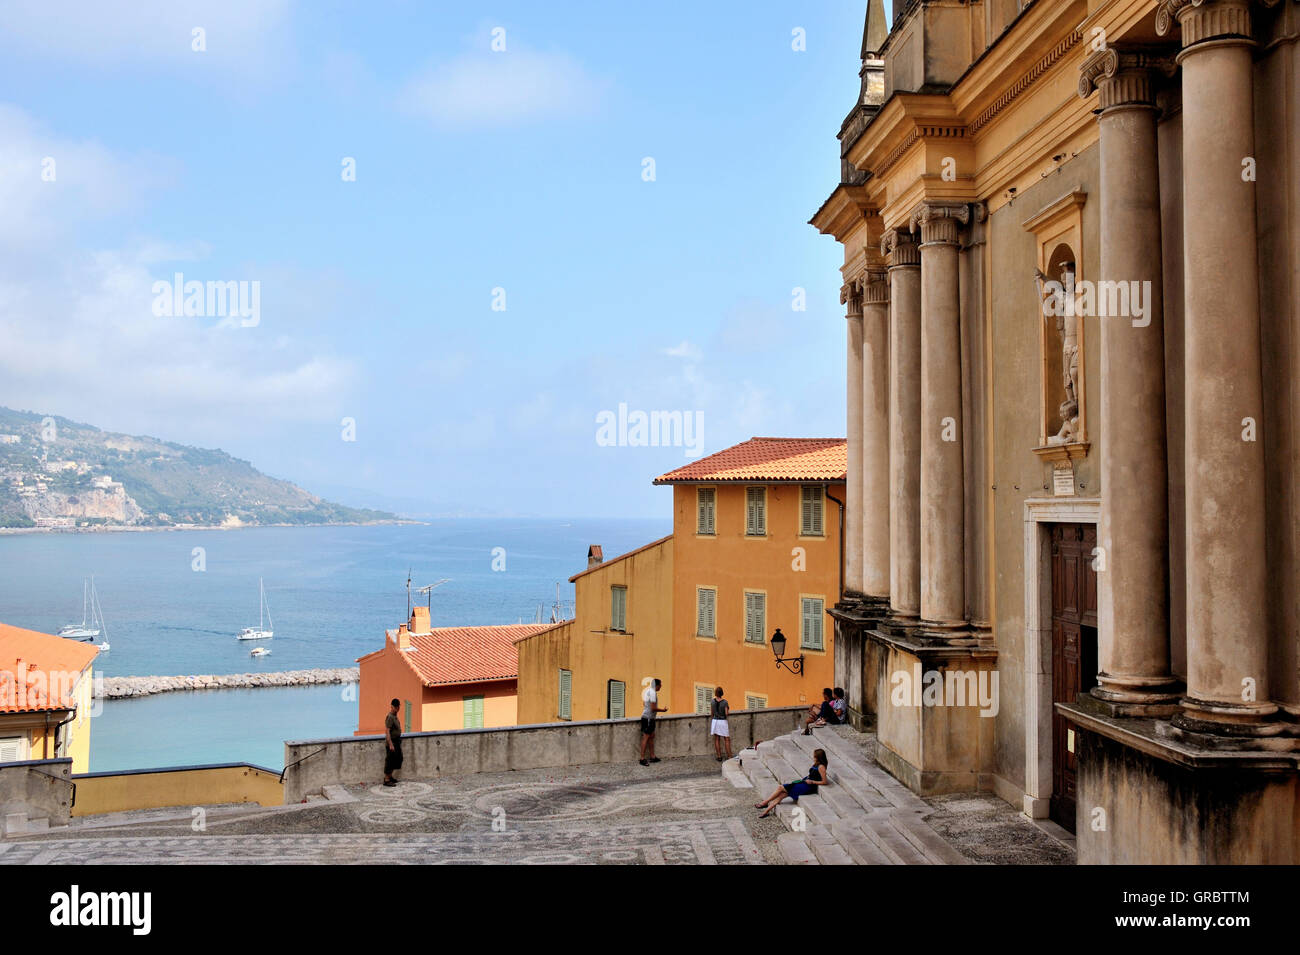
[909,202,971,247]
[1078,47,1176,110]
[881,228,919,269]
[1156,0,1261,49]
[840,282,863,317]
[864,268,889,305]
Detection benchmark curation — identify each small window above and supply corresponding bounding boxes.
[697,487,716,535]
[462,695,484,729]
[745,693,768,710]
[695,684,715,714]
[745,487,767,536]
[697,588,717,637]
[610,585,628,632]
[608,680,626,719]
[801,597,825,650]
[800,485,825,536]
[403,700,413,732]
[744,592,766,644]
[559,669,573,720]
[0,736,25,762]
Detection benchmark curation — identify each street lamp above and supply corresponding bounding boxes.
[770,628,803,675]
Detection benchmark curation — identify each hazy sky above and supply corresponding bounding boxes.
[0,0,875,518]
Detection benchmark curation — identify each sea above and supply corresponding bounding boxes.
[0,519,669,771]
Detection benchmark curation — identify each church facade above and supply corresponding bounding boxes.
[812,0,1300,863]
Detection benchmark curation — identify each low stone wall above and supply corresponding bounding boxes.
[283,706,806,803]
[0,758,74,833]
[72,763,283,816]
[103,667,359,699]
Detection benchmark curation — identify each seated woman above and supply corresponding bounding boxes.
[803,688,837,735]
[754,749,829,818]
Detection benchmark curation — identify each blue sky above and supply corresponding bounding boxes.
[0,0,880,518]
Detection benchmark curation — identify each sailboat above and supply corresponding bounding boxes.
[236,578,274,641]
[60,577,104,641]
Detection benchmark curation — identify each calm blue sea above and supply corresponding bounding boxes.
[0,519,668,771]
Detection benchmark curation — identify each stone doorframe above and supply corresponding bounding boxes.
[1022,496,1100,818]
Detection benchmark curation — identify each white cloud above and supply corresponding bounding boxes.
[663,340,703,363]
[401,47,606,128]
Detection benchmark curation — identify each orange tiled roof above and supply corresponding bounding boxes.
[654,437,847,484]
[0,622,98,714]
[378,623,554,687]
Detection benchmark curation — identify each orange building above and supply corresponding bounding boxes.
[0,622,99,772]
[515,437,845,723]
[356,606,552,735]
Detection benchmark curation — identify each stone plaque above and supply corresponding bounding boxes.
[1053,463,1076,497]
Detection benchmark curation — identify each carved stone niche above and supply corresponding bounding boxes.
[1022,189,1090,464]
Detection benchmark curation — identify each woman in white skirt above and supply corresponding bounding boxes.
[710,686,732,761]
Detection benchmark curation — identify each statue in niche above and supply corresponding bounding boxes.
[1035,261,1079,445]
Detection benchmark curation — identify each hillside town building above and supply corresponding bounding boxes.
[814,0,1300,863]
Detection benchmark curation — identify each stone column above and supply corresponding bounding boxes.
[912,203,968,632]
[862,270,892,601]
[844,284,865,596]
[1157,0,1278,733]
[883,228,922,621]
[1078,49,1181,708]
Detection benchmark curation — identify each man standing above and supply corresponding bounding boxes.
[639,678,666,766]
[383,698,403,787]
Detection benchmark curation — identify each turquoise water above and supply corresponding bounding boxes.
[0,519,668,770]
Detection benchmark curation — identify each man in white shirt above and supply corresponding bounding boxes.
[639,678,666,766]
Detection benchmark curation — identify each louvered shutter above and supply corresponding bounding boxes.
[695,685,712,714]
[697,589,715,637]
[697,488,715,534]
[609,680,625,719]
[559,669,572,719]
[745,694,767,710]
[611,586,627,631]
[801,597,825,650]
[463,695,484,729]
[801,486,823,536]
[746,487,766,536]
[745,592,766,644]
[0,737,23,762]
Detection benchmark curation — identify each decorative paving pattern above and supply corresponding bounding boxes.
[0,818,763,866]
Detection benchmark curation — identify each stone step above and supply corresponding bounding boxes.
[784,730,895,816]
[859,814,932,865]
[830,820,897,865]
[721,758,752,789]
[890,810,971,865]
[805,826,855,865]
[776,832,820,865]
[811,728,929,812]
[741,750,779,792]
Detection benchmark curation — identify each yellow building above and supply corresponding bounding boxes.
[0,622,98,772]
[515,437,844,724]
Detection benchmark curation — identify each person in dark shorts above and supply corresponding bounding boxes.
[803,687,836,734]
[383,698,403,786]
[755,749,829,817]
[639,678,666,766]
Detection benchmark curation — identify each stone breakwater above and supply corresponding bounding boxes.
[102,667,360,699]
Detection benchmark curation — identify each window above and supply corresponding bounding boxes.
[0,736,24,763]
[800,485,825,536]
[745,487,767,536]
[745,694,768,710]
[403,700,412,733]
[696,588,717,637]
[801,597,825,650]
[608,680,626,719]
[695,684,715,714]
[744,592,766,644]
[462,695,484,729]
[559,669,573,720]
[610,586,628,632]
[697,487,716,535]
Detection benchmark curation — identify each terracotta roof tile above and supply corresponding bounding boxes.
[0,622,98,714]
[654,437,847,484]
[381,623,554,687]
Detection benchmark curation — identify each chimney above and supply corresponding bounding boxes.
[411,605,431,634]
[587,545,603,570]
[396,623,411,651]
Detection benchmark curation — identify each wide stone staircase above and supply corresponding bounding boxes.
[723,725,971,865]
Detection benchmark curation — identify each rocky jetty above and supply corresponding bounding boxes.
[102,667,360,699]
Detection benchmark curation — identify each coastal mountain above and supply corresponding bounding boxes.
[0,407,396,529]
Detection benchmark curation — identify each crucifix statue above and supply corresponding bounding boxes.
[1035,262,1079,445]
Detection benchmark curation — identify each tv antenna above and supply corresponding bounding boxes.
[415,578,451,616]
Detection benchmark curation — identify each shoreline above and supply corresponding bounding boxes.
[0,519,421,536]
[102,667,360,699]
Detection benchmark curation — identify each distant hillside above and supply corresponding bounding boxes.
[0,407,397,529]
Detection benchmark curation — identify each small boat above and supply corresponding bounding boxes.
[250,647,270,657]
[60,577,104,641]
[236,578,274,641]
[96,641,110,652]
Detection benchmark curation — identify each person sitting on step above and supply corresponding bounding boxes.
[754,749,829,818]
[802,687,836,735]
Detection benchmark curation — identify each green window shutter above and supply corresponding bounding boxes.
[695,685,713,714]
[403,700,412,732]
[801,486,824,536]
[801,597,825,650]
[559,669,572,719]
[745,694,767,710]
[609,680,625,719]
[745,592,766,644]
[697,488,715,534]
[462,695,484,729]
[611,586,627,632]
[746,487,766,536]
[697,588,716,637]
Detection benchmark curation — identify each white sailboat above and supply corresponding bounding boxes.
[60,577,104,641]
[236,578,274,641]
[249,647,270,657]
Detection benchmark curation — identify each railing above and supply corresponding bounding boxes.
[279,747,325,784]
